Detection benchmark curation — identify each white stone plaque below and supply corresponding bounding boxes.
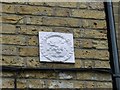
[39,32,75,63]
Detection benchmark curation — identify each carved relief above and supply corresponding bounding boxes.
[39,32,75,63]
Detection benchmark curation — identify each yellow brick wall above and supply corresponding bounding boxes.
[1,2,112,89]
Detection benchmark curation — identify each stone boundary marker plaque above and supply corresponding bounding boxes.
[39,32,75,63]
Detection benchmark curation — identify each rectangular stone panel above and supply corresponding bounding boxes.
[39,32,75,63]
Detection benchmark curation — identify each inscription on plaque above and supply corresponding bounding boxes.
[39,32,75,63]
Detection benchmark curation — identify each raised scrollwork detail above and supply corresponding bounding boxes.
[39,32,75,63]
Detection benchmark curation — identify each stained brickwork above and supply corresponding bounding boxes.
[1,2,112,89]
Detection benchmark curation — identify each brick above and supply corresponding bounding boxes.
[77,72,111,82]
[94,61,110,68]
[114,14,119,23]
[92,40,108,49]
[27,79,46,88]
[74,39,108,49]
[73,29,81,38]
[71,9,105,19]
[2,2,16,4]
[74,81,85,88]
[2,4,15,13]
[96,82,112,88]
[2,78,14,88]
[94,50,109,60]
[2,56,24,66]
[77,2,104,10]
[17,79,27,89]
[80,39,93,48]
[2,14,24,24]
[113,6,119,14]
[74,39,81,48]
[26,57,40,67]
[55,8,70,17]
[43,17,79,27]
[95,73,112,81]
[26,16,43,25]
[85,81,95,88]
[88,2,104,10]
[58,71,76,80]
[47,80,74,88]
[42,2,57,6]
[83,60,95,68]
[27,2,45,6]
[27,36,38,46]
[26,57,78,68]
[77,72,94,80]
[56,2,77,8]
[53,27,72,33]
[18,71,56,79]
[2,24,16,34]
[113,2,119,7]
[19,46,38,56]
[75,49,109,60]
[75,59,84,68]
[2,35,27,45]
[2,45,17,55]
[2,71,15,77]
[80,20,107,29]
[27,2,56,6]
[81,30,107,39]
[77,3,88,9]
[16,5,53,15]
[17,25,53,35]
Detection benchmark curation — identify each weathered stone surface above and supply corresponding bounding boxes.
[58,71,76,80]
[74,81,85,88]
[96,82,112,88]
[77,72,94,80]
[17,79,27,89]
[27,79,46,88]
[2,14,24,24]
[2,35,27,45]
[71,9,105,19]
[26,16,43,25]
[2,24,16,34]
[83,30,107,39]
[17,25,53,35]
[2,78,14,88]
[48,80,74,88]
[1,2,111,89]
[16,5,53,15]
[2,4,15,13]
[2,56,24,66]
[55,8,70,17]
[75,49,109,60]
[27,36,38,46]
[43,17,79,27]
[2,71,15,77]
[19,46,38,56]
[56,2,77,8]
[18,71,56,79]
[2,45,17,55]
[94,61,110,68]
[85,81,96,88]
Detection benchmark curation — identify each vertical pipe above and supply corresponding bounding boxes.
[105,1,120,90]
